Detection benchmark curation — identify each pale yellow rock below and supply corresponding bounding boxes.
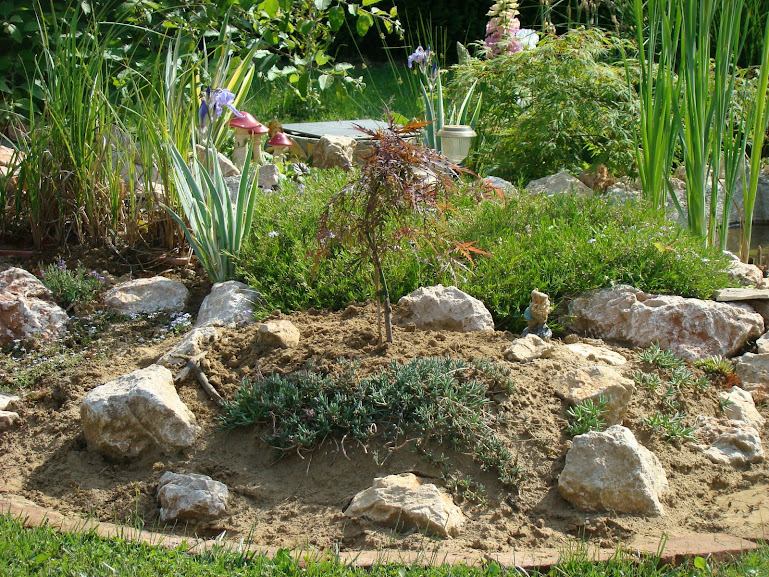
[558,426,668,516]
[81,365,200,459]
[344,473,464,538]
[552,365,635,426]
[564,343,627,366]
[713,288,769,301]
[503,334,553,362]
[718,386,765,428]
[257,320,300,348]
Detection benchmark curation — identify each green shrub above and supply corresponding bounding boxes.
[238,174,736,331]
[457,192,735,331]
[222,357,520,486]
[453,27,638,182]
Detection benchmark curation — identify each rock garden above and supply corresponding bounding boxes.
[1,0,769,569]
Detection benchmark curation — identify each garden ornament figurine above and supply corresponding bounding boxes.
[230,112,269,168]
[522,289,552,339]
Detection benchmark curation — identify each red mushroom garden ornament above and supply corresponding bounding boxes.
[229,112,269,169]
[266,132,293,163]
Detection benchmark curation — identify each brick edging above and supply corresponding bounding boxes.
[0,493,761,570]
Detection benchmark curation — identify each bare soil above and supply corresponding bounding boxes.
[0,252,767,557]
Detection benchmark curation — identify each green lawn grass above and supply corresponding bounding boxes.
[0,514,766,577]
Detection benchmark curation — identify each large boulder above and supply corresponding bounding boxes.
[392,285,494,332]
[104,276,188,316]
[566,285,763,360]
[558,425,668,516]
[157,472,229,523]
[196,281,258,328]
[692,417,764,466]
[81,365,200,459]
[552,365,635,426]
[0,267,69,347]
[344,473,464,538]
[312,135,357,171]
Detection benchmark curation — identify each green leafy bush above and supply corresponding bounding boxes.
[238,174,736,332]
[453,27,638,182]
[456,191,735,331]
[222,356,520,486]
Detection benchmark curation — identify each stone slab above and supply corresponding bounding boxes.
[712,288,769,301]
[281,119,388,140]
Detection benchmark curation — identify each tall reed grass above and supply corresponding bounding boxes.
[633,0,769,259]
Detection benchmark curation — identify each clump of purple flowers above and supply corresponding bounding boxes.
[38,259,105,308]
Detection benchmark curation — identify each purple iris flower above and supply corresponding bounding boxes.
[199,87,244,126]
[407,45,431,69]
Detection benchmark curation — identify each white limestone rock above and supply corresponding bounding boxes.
[755,335,769,354]
[393,285,494,332]
[156,327,218,368]
[558,425,668,516]
[344,473,464,538]
[80,365,200,459]
[257,320,300,348]
[0,410,19,431]
[195,144,239,177]
[0,392,20,411]
[734,352,769,388]
[196,281,258,328]
[0,267,69,347]
[718,386,765,429]
[257,163,281,189]
[104,276,188,316]
[713,288,769,301]
[157,471,229,523]
[526,171,591,195]
[692,416,764,466]
[725,260,765,288]
[503,334,554,362]
[312,134,357,171]
[564,342,627,366]
[566,285,763,360]
[552,365,635,426]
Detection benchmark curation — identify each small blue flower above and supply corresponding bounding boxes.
[268,230,279,238]
[588,238,596,244]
